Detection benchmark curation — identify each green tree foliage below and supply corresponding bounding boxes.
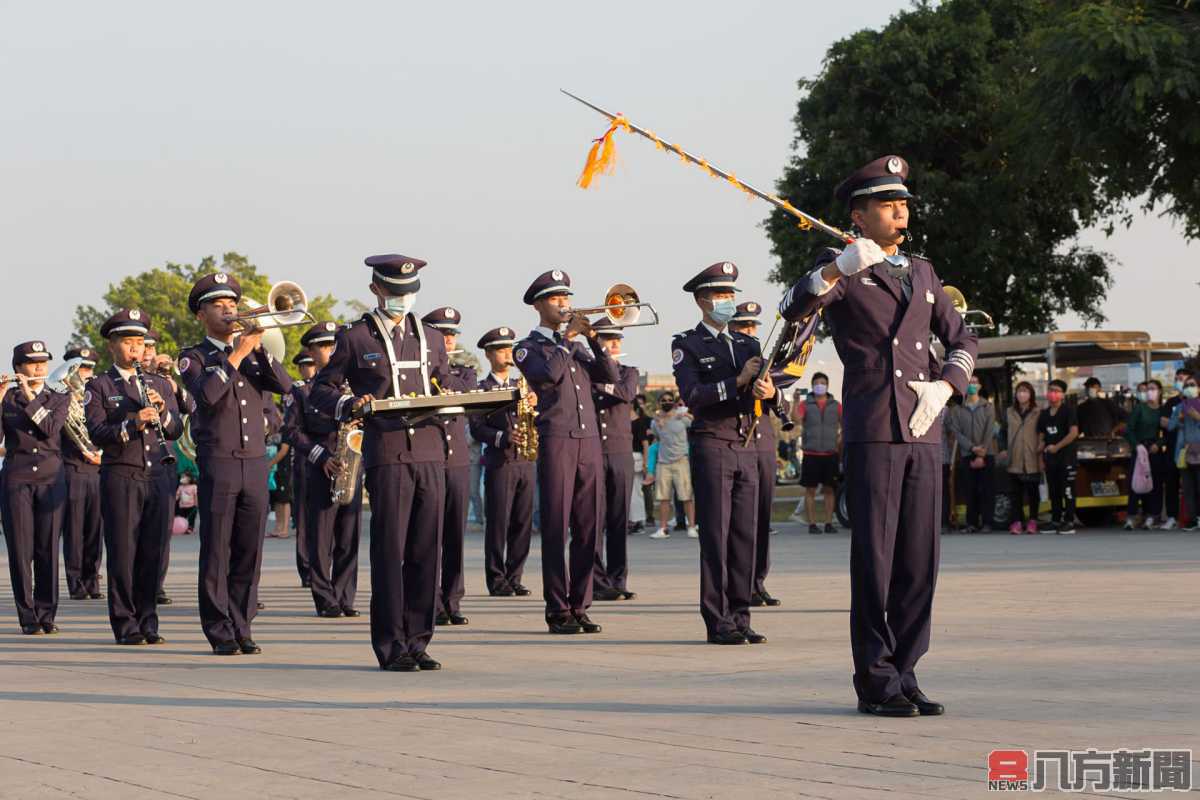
[766,0,1114,334]
[1017,0,1200,238]
[70,252,343,377]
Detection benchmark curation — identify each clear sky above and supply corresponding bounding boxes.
[2,1,1194,391]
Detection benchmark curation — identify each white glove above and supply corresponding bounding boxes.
[834,238,886,277]
[907,380,954,438]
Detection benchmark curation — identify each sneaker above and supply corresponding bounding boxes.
[649,529,671,540]
[809,523,821,535]
[1025,521,1039,535]
[1123,519,1135,531]
[788,512,807,524]
[1009,522,1023,535]
[1160,517,1178,531]
[1182,521,1199,532]
[824,523,838,534]
[1057,524,1076,535]
[768,528,779,536]
[686,526,700,539]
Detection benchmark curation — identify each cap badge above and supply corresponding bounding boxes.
[886,157,903,175]
[551,270,564,281]
[401,262,415,274]
[499,327,509,336]
[445,308,456,319]
[748,303,758,313]
[214,273,228,284]
[325,322,336,331]
[721,263,734,275]
[32,342,44,352]
[129,309,141,320]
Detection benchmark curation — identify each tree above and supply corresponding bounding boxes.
[765,0,1114,334]
[70,252,344,377]
[1016,0,1200,239]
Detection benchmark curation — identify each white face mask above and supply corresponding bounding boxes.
[381,293,416,317]
[708,298,736,326]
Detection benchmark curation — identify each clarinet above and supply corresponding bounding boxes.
[134,362,177,466]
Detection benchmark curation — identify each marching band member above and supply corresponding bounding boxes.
[287,347,317,589]
[779,155,977,716]
[589,318,639,602]
[310,254,453,672]
[60,345,104,601]
[468,327,534,598]
[178,272,293,655]
[672,262,773,646]
[143,328,182,606]
[515,270,619,635]
[422,306,478,627]
[287,324,362,618]
[1,341,71,635]
[727,302,783,608]
[84,309,182,645]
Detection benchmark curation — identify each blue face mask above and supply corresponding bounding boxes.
[382,293,416,317]
[966,384,980,396]
[1186,386,1199,399]
[1136,391,1148,403]
[812,384,828,396]
[708,298,736,326]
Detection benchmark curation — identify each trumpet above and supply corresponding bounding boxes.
[943,286,995,331]
[565,282,659,328]
[230,281,315,333]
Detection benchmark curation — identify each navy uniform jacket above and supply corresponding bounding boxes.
[282,381,336,470]
[593,363,639,455]
[672,324,771,443]
[779,249,977,445]
[437,363,478,468]
[309,312,452,468]
[177,339,293,460]
[514,331,619,439]
[84,368,184,474]
[1,388,71,484]
[468,373,524,468]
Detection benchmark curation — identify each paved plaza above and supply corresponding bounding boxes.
[1,523,1197,799]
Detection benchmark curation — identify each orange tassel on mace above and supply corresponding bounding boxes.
[577,115,630,189]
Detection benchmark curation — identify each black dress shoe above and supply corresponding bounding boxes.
[435,612,451,626]
[707,630,748,645]
[905,689,945,716]
[237,638,261,655]
[750,592,765,607]
[619,589,638,600]
[156,593,172,605]
[69,590,88,601]
[381,654,418,672]
[89,591,105,600]
[143,632,166,645]
[413,652,442,671]
[448,613,469,625]
[512,584,532,596]
[301,580,311,589]
[340,607,360,618]
[740,628,767,644]
[212,641,241,656]
[758,590,782,607]
[117,634,147,646]
[593,587,624,601]
[318,607,342,618]
[858,695,920,717]
[41,622,60,635]
[489,585,514,597]
[256,601,265,610]
[572,612,601,634]
[21,624,44,635]
[546,614,582,634]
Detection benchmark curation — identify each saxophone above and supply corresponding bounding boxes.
[330,384,363,505]
[515,377,539,461]
[47,358,100,459]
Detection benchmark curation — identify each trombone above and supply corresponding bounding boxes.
[231,281,315,332]
[943,285,995,331]
[566,282,659,328]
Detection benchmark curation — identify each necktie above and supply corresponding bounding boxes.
[224,345,233,355]
[553,331,564,346]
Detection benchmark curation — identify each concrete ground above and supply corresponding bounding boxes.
[1,522,1197,799]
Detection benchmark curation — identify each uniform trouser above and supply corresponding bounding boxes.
[752,447,775,595]
[690,441,759,637]
[62,467,103,596]
[438,465,471,616]
[483,459,534,593]
[154,466,177,596]
[1044,455,1077,525]
[2,475,66,628]
[304,461,361,613]
[293,459,310,584]
[594,451,634,592]
[102,470,169,640]
[537,436,602,616]
[365,461,444,667]
[846,442,940,703]
[197,457,269,647]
